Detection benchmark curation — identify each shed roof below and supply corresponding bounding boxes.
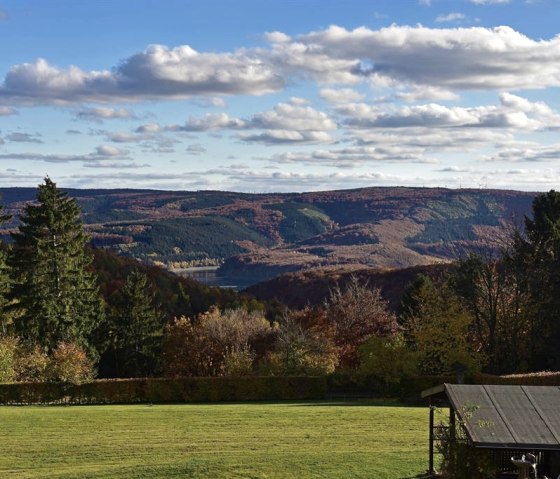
[422,384,560,450]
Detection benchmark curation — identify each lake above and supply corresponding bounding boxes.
[176,266,262,290]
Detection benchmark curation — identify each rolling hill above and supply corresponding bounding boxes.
[0,186,535,285]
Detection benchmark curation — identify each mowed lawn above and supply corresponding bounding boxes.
[0,401,429,479]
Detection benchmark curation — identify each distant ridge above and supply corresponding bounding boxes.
[0,186,535,285]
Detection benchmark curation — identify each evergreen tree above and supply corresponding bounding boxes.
[109,269,162,377]
[511,190,560,369]
[0,201,12,335]
[9,177,104,353]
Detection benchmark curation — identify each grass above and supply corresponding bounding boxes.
[0,400,429,479]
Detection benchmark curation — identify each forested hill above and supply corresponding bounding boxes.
[0,186,536,282]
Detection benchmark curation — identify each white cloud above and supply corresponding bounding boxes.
[435,13,466,23]
[0,45,283,105]
[2,25,559,108]
[259,145,437,167]
[241,130,333,145]
[338,94,560,131]
[95,145,129,157]
[172,113,247,131]
[249,102,336,131]
[76,107,136,121]
[288,25,560,91]
[133,102,337,145]
[486,144,560,162]
[469,0,510,4]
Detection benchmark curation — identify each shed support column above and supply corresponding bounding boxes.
[429,405,434,474]
[449,407,455,442]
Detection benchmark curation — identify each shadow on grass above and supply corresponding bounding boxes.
[400,474,434,479]
[286,399,417,408]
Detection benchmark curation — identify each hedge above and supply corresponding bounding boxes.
[0,376,327,405]
[328,371,560,403]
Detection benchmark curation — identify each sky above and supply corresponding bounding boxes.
[0,0,560,192]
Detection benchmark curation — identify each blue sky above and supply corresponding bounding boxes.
[1,0,559,192]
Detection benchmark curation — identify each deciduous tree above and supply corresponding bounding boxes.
[324,276,398,368]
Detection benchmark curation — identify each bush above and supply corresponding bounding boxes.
[15,344,48,382]
[359,334,418,390]
[436,407,498,479]
[48,342,95,384]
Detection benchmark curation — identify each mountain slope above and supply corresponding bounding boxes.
[0,186,535,282]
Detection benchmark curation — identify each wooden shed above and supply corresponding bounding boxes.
[422,384,560,477]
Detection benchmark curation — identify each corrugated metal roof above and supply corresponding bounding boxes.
[437,384,560,450]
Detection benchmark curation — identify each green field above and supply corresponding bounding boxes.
[0,401,429,479]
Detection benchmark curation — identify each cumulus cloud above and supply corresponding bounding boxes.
[285,25,560,91]
[1,25,559,107]
[75,106,137,122]
[0,45,283,105]
[95,145,129,157]
[486,144,560,162]
[241,130,333,145]
[169,113,247,132]
[338,94,560,131]
[133,102,336,144]
[250,102,335,131]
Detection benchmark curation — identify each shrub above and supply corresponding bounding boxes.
[436,406,498,479]
[223,344,256,376]
[264,312,338,376]
[162,308,275,377]
[0,335,18,383]
[15,344,48,382]
[359,334,418,389]
[48,342,95,384]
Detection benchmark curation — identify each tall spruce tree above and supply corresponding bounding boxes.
[9,177,104,353]
[109,269,162,377]
[0,201,12,334]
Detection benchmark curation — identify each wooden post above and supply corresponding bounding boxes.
[429,404,435,474]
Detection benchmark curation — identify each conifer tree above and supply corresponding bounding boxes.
[0,201,12,334]
[109,269,162,377]
[9,177,104,353]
